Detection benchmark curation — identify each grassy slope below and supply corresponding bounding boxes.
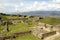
[0,15,60,40]
[1,21,36,35]
[39,17,60,25]
[12,33,40,40]
[0,19,40,40]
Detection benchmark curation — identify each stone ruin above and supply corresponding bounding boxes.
[30,22,60,39]
[53,24,60,32]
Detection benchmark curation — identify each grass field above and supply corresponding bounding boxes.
[12,33,40,40]
[0,19,39,40]
[0,20,36,35]
[39,17,60,25]
[0,14,60,40]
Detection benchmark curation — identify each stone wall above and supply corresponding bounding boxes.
[42,31,56,38]
[31,22,57,39]
[0,31,31,40]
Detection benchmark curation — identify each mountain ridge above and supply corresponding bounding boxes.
[5,11,60,16]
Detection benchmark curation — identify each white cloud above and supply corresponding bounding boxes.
[53,0,60,3]
[31,0,60,11]
[0,0,60,12]
[20,3,24,6]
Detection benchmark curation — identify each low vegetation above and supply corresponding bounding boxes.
[12,33,40,40]
[54,36,60,40]
[39,17,60,25]
[0,13,60,40]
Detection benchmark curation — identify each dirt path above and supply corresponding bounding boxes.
[44,32,60,40]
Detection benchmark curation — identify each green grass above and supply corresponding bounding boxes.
[0,17,60,36]
[0,20,40,40]
[0,15,60,40]
[54,37,60,40]
[12,33,40,40]
[0,20,36,36]
[39,17,60,25]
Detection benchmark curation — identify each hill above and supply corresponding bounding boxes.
[7,11,60,17]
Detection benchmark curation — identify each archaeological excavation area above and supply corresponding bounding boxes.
[0,14,60,40]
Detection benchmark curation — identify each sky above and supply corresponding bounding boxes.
[0,0,60,13]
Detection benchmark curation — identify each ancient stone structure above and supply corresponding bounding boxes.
[53,24,60,32]
[6,21,9,32]
[31,22,59,39]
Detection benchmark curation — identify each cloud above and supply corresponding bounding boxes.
[17,0,60,12]
[53,0,60,3]
[0,0,60,13]
[31,0,60,11]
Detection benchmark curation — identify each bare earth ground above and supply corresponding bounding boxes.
[44,32,60,40]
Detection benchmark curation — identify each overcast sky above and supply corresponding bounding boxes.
[0,0,60,13]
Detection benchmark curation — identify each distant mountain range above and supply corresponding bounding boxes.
[7,11,60,16]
